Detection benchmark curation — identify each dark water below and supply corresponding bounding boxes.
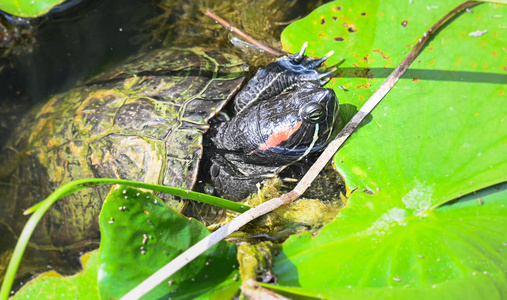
[0,0,154,147]
[0,0,330,289]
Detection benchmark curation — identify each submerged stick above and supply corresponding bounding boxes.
[121,2,480,299]
[205,10,284,56]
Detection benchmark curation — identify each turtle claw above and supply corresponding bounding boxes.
[319,77,332,85]
[299,41,309,57]
[291,43,334,69]
[309,50,334,68]
[293,41,309,63]
[318,69,336,79]
[318,68,336,84]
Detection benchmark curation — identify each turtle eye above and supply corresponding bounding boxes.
[300,103,325,123]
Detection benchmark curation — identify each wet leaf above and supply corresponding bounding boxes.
[271,184,507,299]
[0,0,65,18]
[98,185,240,299]
[282,1,506,129]
[272,0,507,298]
[12,250,100,299]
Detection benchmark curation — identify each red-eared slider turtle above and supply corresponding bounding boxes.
[0,44,338,274]
[209,43,338,200]
[0,48,247,255]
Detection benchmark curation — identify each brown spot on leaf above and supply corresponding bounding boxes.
[499,91,505,96]
[356,83,371,89]
[429,60,436,66]
[412,78,419,82]
[372,49,390,60]
[332,16,338,21]
[318,32,330,39]
[361,12,366,16]
[359,96,365,100]
[348,26,357,33]
[342,23,349,28]
[321,17,326,25]
[352,68,370,78]
[492,51,498,57]
[334,37,345,41]
[337,6,342,10]
[401,20,408,27]
[363,189,374,195]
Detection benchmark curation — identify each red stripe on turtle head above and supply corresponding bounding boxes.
[258,121,302,151]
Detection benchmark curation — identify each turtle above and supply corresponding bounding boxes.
[0,48,246,274]
[208,43,338,200]
[0,44,338,276]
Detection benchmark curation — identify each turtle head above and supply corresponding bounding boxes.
[209,81,339,200]
[255,81,339,161]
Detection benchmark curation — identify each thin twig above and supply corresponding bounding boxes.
[120,2,480,299]
[205,10,284,56]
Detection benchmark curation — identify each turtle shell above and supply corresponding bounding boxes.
[0,48,246,251]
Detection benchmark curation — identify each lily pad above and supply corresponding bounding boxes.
[98,185,240,299]
[282,0,506,126]
[12,250,100,299]
[271,0,507,298]
[0,0,65,18]
[271,184,507,299]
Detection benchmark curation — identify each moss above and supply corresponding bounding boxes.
[222,171,346,244]
[237,241,278,284]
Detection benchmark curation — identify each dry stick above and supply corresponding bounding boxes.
[121,2,479,299]
[205,10,285,56]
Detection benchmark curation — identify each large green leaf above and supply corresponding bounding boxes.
[272,0,507,298]
[98,186,240,299]
[12,250,100,299]
[282,0,506,129]
[271,184,507,299]
[0,0,65,17]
